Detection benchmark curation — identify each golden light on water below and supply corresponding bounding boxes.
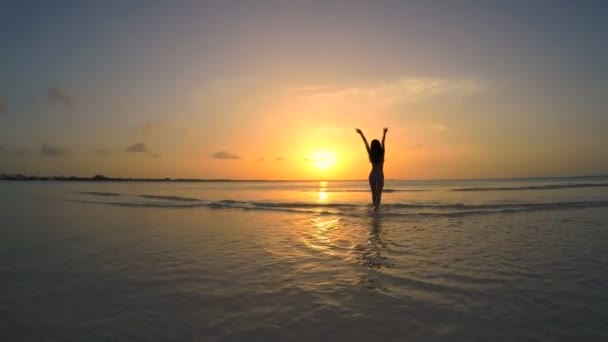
[306,217,342,255]
[317,181,328,203]
[318,189,328,202]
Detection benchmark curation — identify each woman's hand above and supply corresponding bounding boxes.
[355,128,363,135]
[383,127,388,134]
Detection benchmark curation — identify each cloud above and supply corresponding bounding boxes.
[96,149,110,156]
[293,77,479,104]
[0,98,6,112]
[213,151,241,160]
[47,86,73,106]
[275,157,284,161]
[151,153,161,158]
[124,143,148,153]
[40,143,70,156]
[408,144,422,149]
[431,124,447,131]
[16,149,31,156]
[258,157,265,162]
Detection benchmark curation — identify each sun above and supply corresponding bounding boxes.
[309,150,336,170]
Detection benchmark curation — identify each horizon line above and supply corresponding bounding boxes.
[1,173,607,183]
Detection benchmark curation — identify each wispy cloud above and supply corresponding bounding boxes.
[96,149,110,156]
[124,143,148,153]
[47,86,73,106]
[40,143,70,156]
[150,153,161,158]
[292,77,479,104]
[213,151,241,160]
[275,157,284,161]
[408,143,422,149]
[258,157,265,162]
[194,76,478,109]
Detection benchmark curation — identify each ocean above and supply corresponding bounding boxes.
[2,177,608,341]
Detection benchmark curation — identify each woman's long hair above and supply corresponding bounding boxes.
[369,139,384,164]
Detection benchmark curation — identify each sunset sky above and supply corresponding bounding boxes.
[1,1,607,180]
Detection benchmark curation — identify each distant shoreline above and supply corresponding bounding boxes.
[1,173,607,183]
[0,174,361,182]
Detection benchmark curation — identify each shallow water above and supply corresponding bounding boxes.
[2,178,608,340]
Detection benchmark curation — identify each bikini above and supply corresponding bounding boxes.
[368,153,384,183]
[369,167,384,183]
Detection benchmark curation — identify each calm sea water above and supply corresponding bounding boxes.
[2,177,608,341]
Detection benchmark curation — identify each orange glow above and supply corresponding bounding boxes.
[308,150,336,170]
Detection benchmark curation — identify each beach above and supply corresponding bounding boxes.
[2,178,608,340]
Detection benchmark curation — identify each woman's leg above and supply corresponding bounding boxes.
[369,178,377,208]
[376,178,384,208]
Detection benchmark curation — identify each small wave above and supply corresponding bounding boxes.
[211,199,358,209]
[213,200,361,208]
[64,196,608,217]
[383,200,608,217]
[208,199,608,217]
[209,201,339,216]
[107,202,206,208]
[386,201,608,210]
[208,200,355,217]
[451,183,608,192]
[78,192,201,202]
[304,188,429,193]
[69,199,207,209]
[138,195,201,202]
[306,188,432,193]
[78,191,122,197]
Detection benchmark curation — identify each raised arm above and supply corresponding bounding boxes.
[382,127,388,149]
[355,128,370,153]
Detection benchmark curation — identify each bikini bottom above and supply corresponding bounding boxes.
[369,169,384,183]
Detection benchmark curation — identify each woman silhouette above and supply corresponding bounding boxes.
[356,127,388,210]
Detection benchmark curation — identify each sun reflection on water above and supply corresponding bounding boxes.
[318,189,328,202]
[317,181,328,203]
[301,217,342,255]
